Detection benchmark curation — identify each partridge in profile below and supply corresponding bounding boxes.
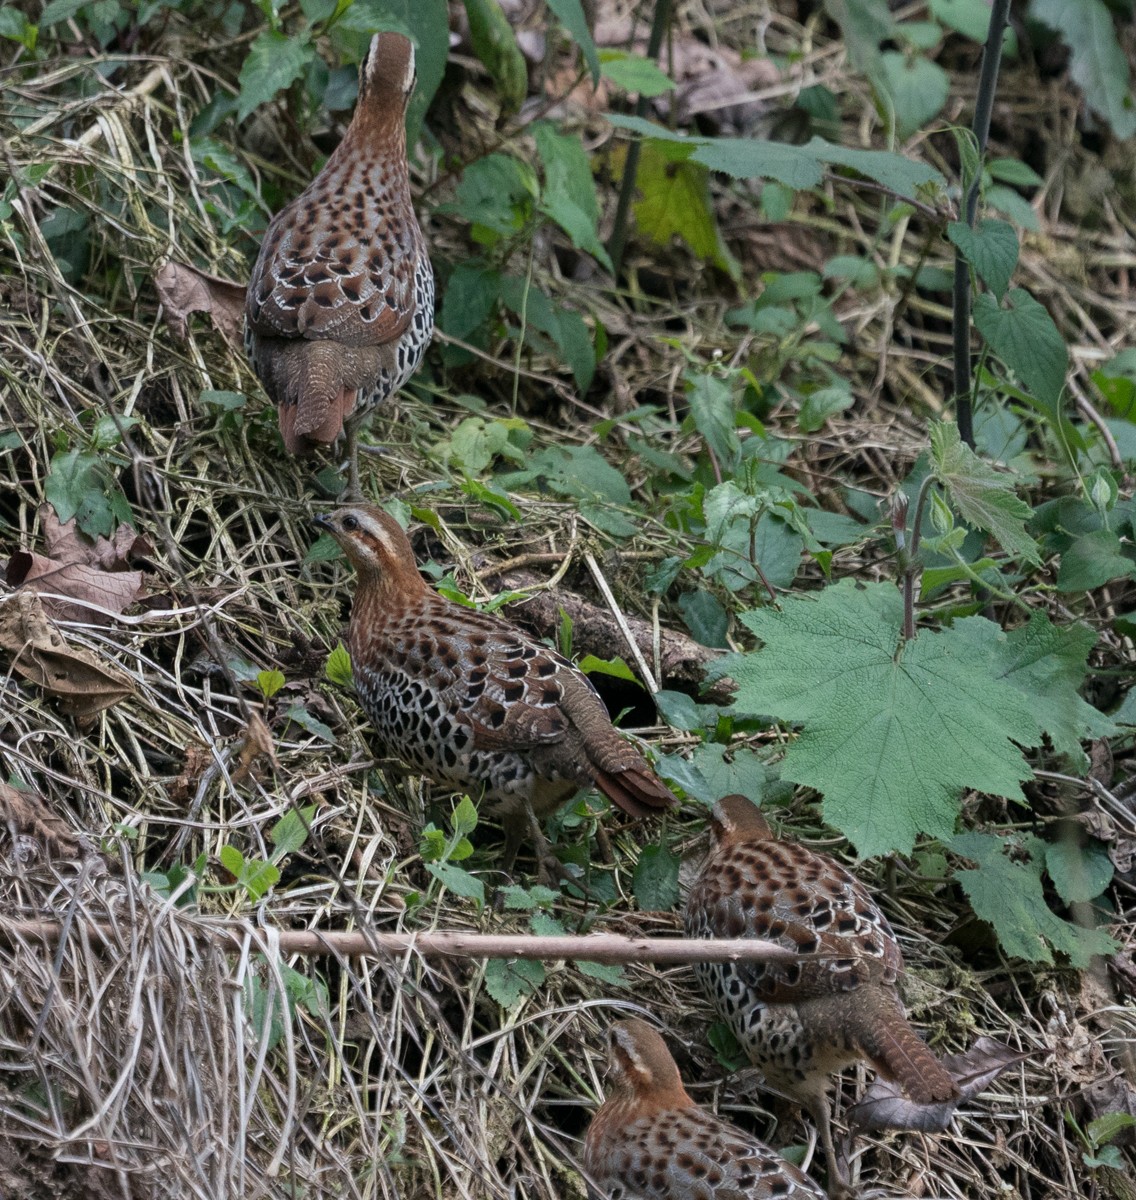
[684,794,957,1193]
[245,32,434,495]
[315,505,675,865]
[583,1018,826,1200]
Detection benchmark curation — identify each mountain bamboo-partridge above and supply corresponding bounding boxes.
[315,505,675,865]
[583,1018,826,1200]
[245,32,434,496]
[684,794,957,1193]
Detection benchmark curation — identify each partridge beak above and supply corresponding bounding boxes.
[313,513,334,533]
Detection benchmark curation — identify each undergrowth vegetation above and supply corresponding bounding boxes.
[1,1,1134,1198]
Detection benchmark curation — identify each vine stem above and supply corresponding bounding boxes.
[952,0,1012,447]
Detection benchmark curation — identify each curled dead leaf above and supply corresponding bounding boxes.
[154,260,246,347]
[231,711,278,785]
[0,592,135,723]
[0,780,80,860]
[848,1036,1037,1133]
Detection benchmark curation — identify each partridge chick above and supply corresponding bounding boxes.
[315,505,675,866]
[684,794,957,1193]
[245,32,434,495]
[583,1018,825,1200]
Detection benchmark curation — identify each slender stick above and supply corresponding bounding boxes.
[952,0,1012,447]
[0,920,800,965]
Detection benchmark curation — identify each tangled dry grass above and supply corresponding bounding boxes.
[1,3,1134,1199]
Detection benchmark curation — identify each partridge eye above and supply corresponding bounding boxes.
[342,514,359,532]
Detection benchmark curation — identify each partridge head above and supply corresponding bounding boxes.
[245,32,434,495]
[684,794,957,1193]
[315,505,675,866]
[583,1018,825,1199]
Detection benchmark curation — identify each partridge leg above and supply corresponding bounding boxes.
[344,407,362,500]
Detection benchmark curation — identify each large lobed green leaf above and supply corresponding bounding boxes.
[713,580,1109,856]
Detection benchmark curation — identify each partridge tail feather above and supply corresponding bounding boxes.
[593,765,675,819]
[288,385,355,451]
[853,995,957,1104]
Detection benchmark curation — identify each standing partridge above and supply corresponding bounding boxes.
[245,31,434,496]
[315,505,675,866]
[583,1018,826,1200]
[684,794,957,1193]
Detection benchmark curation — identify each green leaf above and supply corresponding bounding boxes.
[200,389,247,412]
[678,590,728,648]
[484,957,545,1007]
[219,844,244,877]
[544,0,600,83]
[824,0,895,76]
[599,50,674,97]
[241,857,281,901]
[952,831,1117,965]
[237,29,315,123]
[1086,1113,1136,1148]
[44,449,132,539]
[632,843,681,910]
[534,122,612,270]
[270,805,316,857]
[282,704,336,743]
[653,690,719,733]
[963,609,1114,773]
[1057,529,1136,592]
[39,0,88,24]
[1031,0,1136,140]
[578,655,638,682]
[677,743,773,807]
[453,154,537,238]
[973,288,1068,409]
[930,420,1040,564]
[717,581,1043,855]
[947,218,1019,300]
[463,0,528,112]
[799,383,853,433]
[931,0,1018,52]
[879,51,949,138]
[426,862,485,905]
[0,7,36,49]
[1045,839,1114,905]
[687,372,740,466]
[633,141,740,279]
[450,795,480,837]
[807,138,944,201]
[576,960,628,986]
[325,643,354,686]
[256,669,285,699]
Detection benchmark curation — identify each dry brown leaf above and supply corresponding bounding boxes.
[0,780,80,859]
[5,507,150,624]
[154,259,246,347]
[169,741,214,806]
[848,1036,1036,1133]
[0,591,135,722]
[231,711,278,784]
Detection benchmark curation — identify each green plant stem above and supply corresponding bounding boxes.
[606,0,673,276]
[952,0,1011,448]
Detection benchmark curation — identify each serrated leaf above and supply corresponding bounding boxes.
[715,580,1043,855]
[1086,1113,1136,1147]
[632,843,681,910]
[576,960,627,986]
[325,643,354,687]
[799,383,853,433]
[947,218,1019,300]
[1057,529,1136,592]
[687,372,740,467]
[599,51,674,97]
[930,420,1040,564]
[237,30,315,123]
[973,288,1068,410]
[497,884,539,910]
[241,858,281,901]
[44,449,132,539]
[534,122,612,270]
[270,805,316,856]
[1045,838,1114,904]
[1031,0,1136,140]
[952,831,1116,965]
[484,957,545,1007]
[426,862,485,906]
[632,142,739,279]
[529,911,566,937]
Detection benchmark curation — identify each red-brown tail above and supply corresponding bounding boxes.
[593,765,676,819]
[852,988,957,1104]
[284,386,354,453]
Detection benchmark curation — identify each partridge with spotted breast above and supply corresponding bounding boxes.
[315,505,675,866]
[684,794,957,1193]
[583,1018,826,1200]
[245,32,434,495]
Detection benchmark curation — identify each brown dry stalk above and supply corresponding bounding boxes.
[1,921,796,965]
